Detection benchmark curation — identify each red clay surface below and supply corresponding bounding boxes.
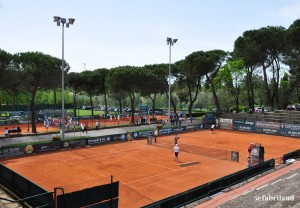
[1,129,300,208]
[0,115,167,136]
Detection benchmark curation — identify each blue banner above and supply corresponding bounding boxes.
[159,128,173,135]
[255,121,281,135]
[61,139,86,149]
[87,136,112,145]
[0,146,25,158]
[233,120,256,132]
[185,125,201,131]
[138,130,154,138]
[172,126,186,133]
[282,123,300,137]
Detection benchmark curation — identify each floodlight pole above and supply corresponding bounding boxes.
[166,37,177,126]
[53,16,75,140]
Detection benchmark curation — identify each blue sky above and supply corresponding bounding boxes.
[1,0,300,72]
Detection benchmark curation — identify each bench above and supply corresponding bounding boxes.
[8,129,22,134]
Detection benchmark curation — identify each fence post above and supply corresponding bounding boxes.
[54,187,66,208]
[110,175,113,208]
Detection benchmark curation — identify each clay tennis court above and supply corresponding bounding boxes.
[0,115,167,137]
[1,129,300,208]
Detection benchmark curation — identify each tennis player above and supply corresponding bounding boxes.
[173,144,180,160]
[211,124,215,134]
[174,133,179,144]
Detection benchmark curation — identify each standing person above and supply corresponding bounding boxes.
[96,120,100,131]
[73,121,76,132]
[154,128,158,143]
[248,143,254,155]
[85,122,88,133]
[161,119,166,127]
[174,133,179,144]
[211,124,215,134]
[179,116,183,126]
[247,156,252,168]
[4,127,9,140]
[173,144,180,161]
[82,122,86,133]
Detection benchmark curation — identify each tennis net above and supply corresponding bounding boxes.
[153,139,239,162]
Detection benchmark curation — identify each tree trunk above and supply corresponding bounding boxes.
[53,88,57,110]
[104,93,108,116]
[235,97,239,113]
[73,90,77,117]
[129,93,135,124]
[89,93,94,116]
[206,74,220,111]
[262,63,273,109]
[30,92,37,133]
[149,93,157,118]
[118,98,122,115]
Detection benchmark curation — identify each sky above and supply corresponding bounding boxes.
[1,0,300,73]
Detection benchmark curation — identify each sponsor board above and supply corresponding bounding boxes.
[256,121,281,129]
[219,118,233,123]
[25,145,34,154]
[159,128,173,135]
[132,132,139,139]
[138,131,154,138]
[233,120,256,132]
[205,112,217,119]
[282,123,300,137]
[62,139,86,149]
[119,133,126,141]
[185,125,201,131]
[112,135,120,142]
[0,146,25,158]
[87,136,112,145]
[219,118,233,130]
[33,141,61,153]
[173,126,186,133]
[256,121,281,135]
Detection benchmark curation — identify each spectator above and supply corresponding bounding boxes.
[96,120,100,130]
[4,127,9,140]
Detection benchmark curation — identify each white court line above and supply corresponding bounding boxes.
[229,194,241,201]
[286,173,298,180]
[128,170,201,189]
[270,179,282,185]
[255,184,269,191]
[242,189,254,195]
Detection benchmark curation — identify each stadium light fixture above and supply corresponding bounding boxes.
[166,37,177,126]
[53,16,75,140]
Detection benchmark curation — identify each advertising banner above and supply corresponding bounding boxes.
[138,130,154,138]
[61,139,86,149]
[185,125,201,131]
[282,123,300,137]
[87,136,112,145]
[255,121,281,135]
[233,120,256,132]
[172,126,186,133]
[218,118,233,130]
[132,132,139,139]
[0,146,25,158]
[33,141,61,153]
[159,128,173,135]
[118,133,127,141]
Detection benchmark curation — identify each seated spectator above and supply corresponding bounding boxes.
[17,126,21,131]
[12,127,17,130]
